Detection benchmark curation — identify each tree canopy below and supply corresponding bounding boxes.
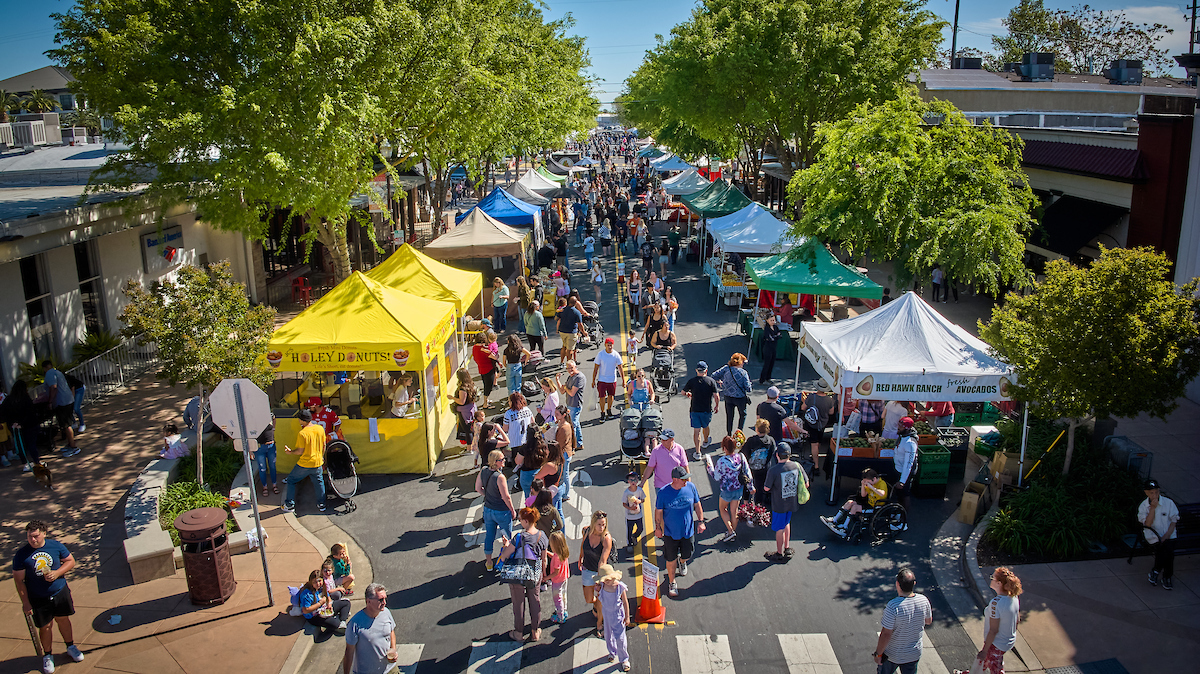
[787,94,1036,294]
[52,0,596,282]
[980,247,1200,422]
[619,0,944,185]
[990,1,1176,75]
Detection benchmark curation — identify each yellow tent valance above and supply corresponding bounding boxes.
[365,244,483,317]
[267,272,456,372]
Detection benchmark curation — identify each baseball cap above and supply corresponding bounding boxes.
[605,337,615,345]
[775,446,791,459]
[767,386,780,399]
[899,416,915,429]
[670,466,691,480]
[696,360,708,370]
[626,471,640,482]
[306,396,323,408]
[1144,478,1161,490]
[298,409,313,422]
[661,429,675,439]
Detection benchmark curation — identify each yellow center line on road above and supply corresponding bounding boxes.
[615,238,662,628]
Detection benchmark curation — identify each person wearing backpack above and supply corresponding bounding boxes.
[714,436,754,543]
[742,419,777,508]
[801,381,835,476]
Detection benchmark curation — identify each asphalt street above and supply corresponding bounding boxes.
[297,218,980,673]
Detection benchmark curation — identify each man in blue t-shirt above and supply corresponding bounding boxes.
[43,360,81,458]
[654,466,706,599]
[13,520,84,671]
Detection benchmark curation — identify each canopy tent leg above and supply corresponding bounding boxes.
[793,341,802,396]
[827,390,844,505]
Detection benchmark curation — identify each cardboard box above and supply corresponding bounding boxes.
[989,472,1014,503]
[958,481,990,525]
[991,451,1022,479]
[852,446,877,458]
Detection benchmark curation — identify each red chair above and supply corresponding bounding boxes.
[291,277,311,303]
[296,285,312,307]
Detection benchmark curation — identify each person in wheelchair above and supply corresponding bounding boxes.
[821,468,888,539]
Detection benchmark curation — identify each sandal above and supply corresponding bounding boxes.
[262,487,269,498]
[272,484,279,494]
[622,663,631,672]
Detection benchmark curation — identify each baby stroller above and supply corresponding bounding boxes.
[651,349,677,402]
[639,404,663,454]
[579,301,603,348]
[620,407,647,466]
[324,439,360,512]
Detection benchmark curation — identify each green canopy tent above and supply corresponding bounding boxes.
[638,146,666,159]
[680,179,752,218]
[744,240,883,391]
[536,166,567,184]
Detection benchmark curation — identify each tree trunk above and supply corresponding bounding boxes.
[196,386,205,486]
[1062,418,1077,475]
[313,219,353,283]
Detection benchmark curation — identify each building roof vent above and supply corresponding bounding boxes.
[951,57,983,70]
[1018,52,1055,81]
[1103,59,1143,85]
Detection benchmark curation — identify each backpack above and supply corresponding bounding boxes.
[749,445,770,471]
[716,454,747,492]
[803,405,820,427]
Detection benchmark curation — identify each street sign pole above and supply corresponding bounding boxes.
[234,382,274,606]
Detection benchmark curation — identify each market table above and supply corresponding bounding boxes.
[751,325,796,361]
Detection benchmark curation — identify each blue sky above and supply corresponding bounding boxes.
[2,1,1192,107]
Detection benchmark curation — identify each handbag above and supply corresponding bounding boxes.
[498,533,542,586]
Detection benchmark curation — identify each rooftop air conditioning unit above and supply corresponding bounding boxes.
[1018,52,1055,81]
[952,57,983,70]
[1002,62,1020,73]
[1102,59,1143,85]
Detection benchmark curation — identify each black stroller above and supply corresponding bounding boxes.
[651,349,677,402]
[620,407,646,467]
[580,300,603,348]
[324,439,360,512]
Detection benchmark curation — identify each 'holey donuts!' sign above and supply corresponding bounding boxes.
[264,347,415,371]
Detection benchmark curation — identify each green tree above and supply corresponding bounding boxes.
[622,0,943,180]
[979,247,1200,473]
[0,89,19,122]
[992,0,1059,67]
[20,89,59,113]
[61,108,103,136]
[787,94,1036,294]
[120,261,276,484]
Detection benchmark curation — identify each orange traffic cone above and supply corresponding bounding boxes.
[636,562,665,624]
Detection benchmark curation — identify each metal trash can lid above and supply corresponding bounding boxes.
[174,507,227,537]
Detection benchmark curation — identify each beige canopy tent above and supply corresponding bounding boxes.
[424,208,531,261]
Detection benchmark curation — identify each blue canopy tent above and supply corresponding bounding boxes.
[456,187,544,247]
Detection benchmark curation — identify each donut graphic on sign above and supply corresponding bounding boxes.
[267,351,283,368]
[393,349,410,367]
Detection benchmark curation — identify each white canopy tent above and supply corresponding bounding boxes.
[517,168,560,196]
[662,168,712,196]
[797,292,1018,501]
[708,203,796,255]
[649,153,694,172]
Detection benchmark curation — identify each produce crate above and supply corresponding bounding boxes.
[948,460,967,480]
[936,427,970,454]
[917,464,949,483]
[917,434,938,446]
[954,412,981,426]
[980,403,1003,423]
[974,438,998,459]
[918,445,950,466]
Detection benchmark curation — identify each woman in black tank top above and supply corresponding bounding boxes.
[577,511,612,635]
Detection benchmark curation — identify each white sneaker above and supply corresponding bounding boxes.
[667,581,678,597]
[42,654,55,673]
[23,463,32,473]
[677,559,688,576]
[77,424,86,433]
[691,451,704,461]
[66,645,84,662]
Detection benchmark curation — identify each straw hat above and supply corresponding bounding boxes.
[596,564,623,583]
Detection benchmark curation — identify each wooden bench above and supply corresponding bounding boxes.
[1174,503,1200,556]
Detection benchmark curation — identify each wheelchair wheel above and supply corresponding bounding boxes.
[870,503,907,541]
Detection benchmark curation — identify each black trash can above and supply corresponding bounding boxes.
[175,507,237,606]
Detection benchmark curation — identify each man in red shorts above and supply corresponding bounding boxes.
[592,338,626,421]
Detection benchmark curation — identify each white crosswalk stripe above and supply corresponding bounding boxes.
[778,633,843,674]
[391,643,425,674]
[677,634,736,674]
[467,639,524,674]
[406,631,953,672]
[572,635,617,673]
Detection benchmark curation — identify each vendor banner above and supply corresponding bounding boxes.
[265,345,421,372]
[841,372,1015,403]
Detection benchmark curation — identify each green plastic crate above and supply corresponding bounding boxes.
[974,438,997,458]
[954,412,981,426]
[918,446,950,466]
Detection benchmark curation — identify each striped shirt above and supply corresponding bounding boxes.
[881,593,932,664]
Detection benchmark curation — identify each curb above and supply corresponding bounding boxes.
[277,511,375,674]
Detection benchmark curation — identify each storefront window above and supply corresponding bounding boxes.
[75,241,105,334]
[20,255,56,359]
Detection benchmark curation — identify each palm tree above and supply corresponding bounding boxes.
[0,89,19,122]
[21,89,59,114]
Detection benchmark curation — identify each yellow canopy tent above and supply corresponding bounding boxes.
[268,272,458,474]
[365,243,483,320]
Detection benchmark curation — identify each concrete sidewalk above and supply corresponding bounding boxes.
[0,378,326,674]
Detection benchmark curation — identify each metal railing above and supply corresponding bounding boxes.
[65,336,160,407]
